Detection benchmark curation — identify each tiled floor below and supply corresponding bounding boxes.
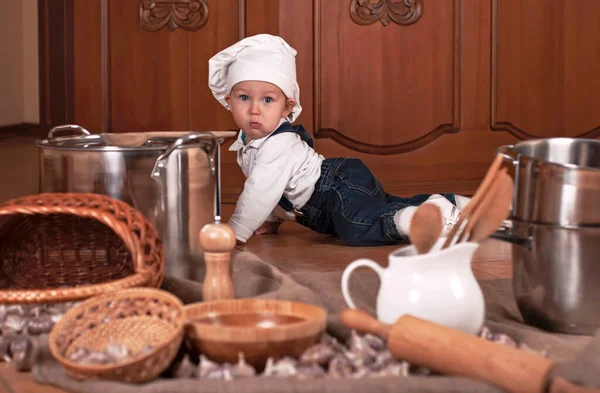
[0,133,512,392]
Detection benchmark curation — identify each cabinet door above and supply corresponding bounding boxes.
[280,0,600,197]
[492,0,600,139]
[73,0,239,133]
[281,0,506,197]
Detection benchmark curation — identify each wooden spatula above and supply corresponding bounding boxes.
[455,168,509,243]
[409,203,444,254]
[468,171,514,243]
[340,309,599,393]
[442,154,504,249]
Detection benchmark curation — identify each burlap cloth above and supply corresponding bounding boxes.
[32,250,600,393]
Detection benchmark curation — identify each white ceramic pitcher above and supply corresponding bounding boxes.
[341,238,485,335]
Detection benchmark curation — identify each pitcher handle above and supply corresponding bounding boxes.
[341,259,384,310]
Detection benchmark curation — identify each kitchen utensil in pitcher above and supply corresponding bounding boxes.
[442,154,504,249]
[199,142,235,301]
[455,168,511,243]
[409,203,444,254]
[340,309,599,393]
[467,172,514,243]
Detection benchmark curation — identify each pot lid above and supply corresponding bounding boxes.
[37,126,237,151]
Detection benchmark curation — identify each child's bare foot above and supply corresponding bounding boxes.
[254,221,281,235]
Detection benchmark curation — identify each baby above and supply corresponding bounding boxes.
[208,34,470,246]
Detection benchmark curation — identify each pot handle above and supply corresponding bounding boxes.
[48,124,92,138]
[496,144,518,168]
[495,146,518,216]
[151,132,217,180]
[151,132,221,219]
[489,221,533,251]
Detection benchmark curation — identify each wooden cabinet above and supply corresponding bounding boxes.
[61,0,600,202]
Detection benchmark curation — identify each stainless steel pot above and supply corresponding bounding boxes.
[37,124,236,281]
[504,219,600,335]
[493,137,600,335]
[497,138,600,226]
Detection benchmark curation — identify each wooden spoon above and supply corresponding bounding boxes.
[340,309,599,393]
[442,154,504,249]
[455,168,509,243]
[468,171,514,243]
[409,203,444,254]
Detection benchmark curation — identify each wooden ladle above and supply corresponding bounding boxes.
[409,203,444,254]
[340,309,600,393]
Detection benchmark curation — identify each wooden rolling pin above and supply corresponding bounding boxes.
[341,309,599,393]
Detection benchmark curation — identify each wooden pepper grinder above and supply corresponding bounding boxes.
[199,221,236,301]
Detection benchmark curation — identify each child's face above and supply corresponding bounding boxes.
[225,81,295,140]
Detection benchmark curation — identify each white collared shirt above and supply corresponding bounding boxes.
[227,121,324,242]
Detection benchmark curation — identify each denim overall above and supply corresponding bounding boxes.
[268,122,457,247]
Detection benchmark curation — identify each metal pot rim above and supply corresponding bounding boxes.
[36,130,237,152]
[35,139,204,152]
[511,137,600,173]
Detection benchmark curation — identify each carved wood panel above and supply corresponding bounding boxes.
[349,0,423,27]
[314,0,461,155]
[139,0,209,32]
[491,0,600,140]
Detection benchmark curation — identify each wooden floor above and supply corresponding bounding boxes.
[229,204,512,279]
[0,133,512,392]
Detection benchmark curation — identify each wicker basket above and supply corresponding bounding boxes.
[48,287,184,383]
[0,193,164,304]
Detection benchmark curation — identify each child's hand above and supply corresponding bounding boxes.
[254,221,281,235]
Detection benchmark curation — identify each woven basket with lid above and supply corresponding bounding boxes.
[0,193,164,304]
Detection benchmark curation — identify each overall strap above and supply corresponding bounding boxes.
[266,122,313,217]
[267,122,314,148]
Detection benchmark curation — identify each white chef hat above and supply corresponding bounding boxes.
[208,34,302,123]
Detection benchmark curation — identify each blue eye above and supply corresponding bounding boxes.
[240,95,249,101]
[263,97,273,103]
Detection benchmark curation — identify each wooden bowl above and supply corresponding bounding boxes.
[184,299,327,369]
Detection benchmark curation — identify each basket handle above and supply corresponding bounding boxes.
[0,273,152,304]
